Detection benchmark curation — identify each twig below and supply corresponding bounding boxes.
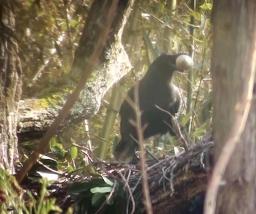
[29,57,53,87]
[155,105,189,150]
[130,135,159,161]
[133,85,153,214]
[116,170,136,214]
[192,42,208,112]
[37,159,63,175]
[95,181,117,214]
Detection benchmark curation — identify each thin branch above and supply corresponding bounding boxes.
[116,170,136,214]
[155,105,189,150]
[186,0,196,133]
[133,85,153,214]
[95,181,117,214]
[192,42,208,112]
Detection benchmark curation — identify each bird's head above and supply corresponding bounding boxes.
[148,53,193,80]
[174,54,194,72]
[160,53,193,72]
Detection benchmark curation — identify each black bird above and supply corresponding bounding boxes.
[114,53,193,163]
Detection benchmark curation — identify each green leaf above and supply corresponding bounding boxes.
[90,186,112,194]
[180,113,192,126]
[102,176,113,186]
[70,146,78,160]
[190,11,201,20]
[192,123,207,138]
[200,3,212,11]
[50,137,66,158]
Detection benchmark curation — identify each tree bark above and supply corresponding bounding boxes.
[17,99,57,142]
[63,0,133,123]
[0,1,22,173]
[210,1,256,213]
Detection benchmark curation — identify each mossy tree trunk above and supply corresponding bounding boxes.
[210,0,256,213]
[0,1,22,173]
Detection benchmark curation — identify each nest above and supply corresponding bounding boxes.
[21,140,213,214]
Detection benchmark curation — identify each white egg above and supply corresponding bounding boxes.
[176,55,193,70]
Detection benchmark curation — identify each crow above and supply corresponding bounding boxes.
[114,53,193,163]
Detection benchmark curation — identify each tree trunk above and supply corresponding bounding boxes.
[64,0,133,124]
[0,2,22,173]
[210,0,256,213]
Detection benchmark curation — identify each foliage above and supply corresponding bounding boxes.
[68,176,126,214]
[16,0,88,97]
[0,169,61,213]
[49,136,85,172]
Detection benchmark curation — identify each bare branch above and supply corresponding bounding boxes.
[133,85,153,214]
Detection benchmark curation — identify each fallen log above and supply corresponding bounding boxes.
[129,141,213,213]
[44,140,214,214]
